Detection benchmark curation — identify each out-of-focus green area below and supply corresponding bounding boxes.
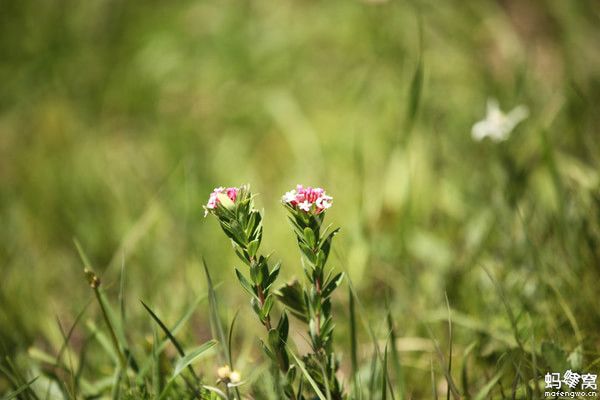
[1,0,600,397]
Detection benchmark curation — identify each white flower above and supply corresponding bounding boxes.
[217,365,231,380]
[229,371,241,384]
[316,194,332,210]
[282,190,297,203]
[471,99,529,142]
[298,200,312,212]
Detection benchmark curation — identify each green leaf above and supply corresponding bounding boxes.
[247,239,260,259]
[304,227,316,248]
[319,228,340,264]
[173,340,218,377]
[261,295,275,319]
[235,269,257,299]
[275,280,308,323]
[322,272,344,298]
[260,339,276,362]
[299,242,318,265]
[268,329,282,351]
[277,312,289,342]
[266,262,281,289]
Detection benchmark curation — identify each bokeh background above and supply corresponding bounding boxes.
[1,0,600,397]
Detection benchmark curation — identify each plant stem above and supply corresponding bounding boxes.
[315,277,322,342]
[93,287,128,370]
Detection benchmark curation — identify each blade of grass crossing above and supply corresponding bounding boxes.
[445,293,453,400]
[386,308,405,400]
[3,377,39,400]
[140,299,202,398]
[473,369,504,400]
[152,324,161,398]
[288,350,327,400]
[349,287,358,382]
[460,341,478,399]
[228,310,242,400]
[173,340,217,377]
[119,253,126,334]
[430,359,438,400]
[140,300,197,379]
[381,343,388,400]
[55,317,76,397]
[203,258,228,362]
[46,300,90,400]
[424,324,461,399]
[5,358,40,400]
[136,290,209,383]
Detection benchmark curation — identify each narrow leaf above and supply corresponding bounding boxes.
[173,340,218,377]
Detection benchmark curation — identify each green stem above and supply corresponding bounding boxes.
[93,287,128,370]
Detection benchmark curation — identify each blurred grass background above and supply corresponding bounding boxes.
[1,0,600,397]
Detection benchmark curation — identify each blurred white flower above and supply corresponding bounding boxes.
[229,371,241,384]
[471,99,529,142]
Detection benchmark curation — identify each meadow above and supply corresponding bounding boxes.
[1,0,600,398]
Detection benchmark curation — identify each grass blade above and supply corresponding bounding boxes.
[445,293,453,400]
[431,359,438,400]
[425,324,461,399]
[473,369,504,400]
[3,377,39,400]
[203,258,228,362]
[173,340,217,377]
[288,350,327,400]
[157,337,217,400]
[381,343,388,400]
[228,310,242,400]
[386,304,405,400]
[140,300,198,381]
[136,290,209,383]
[349,286,358,382]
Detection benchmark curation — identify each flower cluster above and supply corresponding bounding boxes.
[204,186,239,216]
[282,185,333,214]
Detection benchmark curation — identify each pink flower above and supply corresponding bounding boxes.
[204,186,239,216]
[282,185,333,214]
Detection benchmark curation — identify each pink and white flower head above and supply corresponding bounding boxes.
[282,185,333,214]
[204,186,239,216]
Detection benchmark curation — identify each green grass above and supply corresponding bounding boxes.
[1,0,600,398]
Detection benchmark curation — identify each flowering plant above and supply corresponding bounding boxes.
[281,185,344,398]
[205,185,296,398]
[205,184,344,399]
